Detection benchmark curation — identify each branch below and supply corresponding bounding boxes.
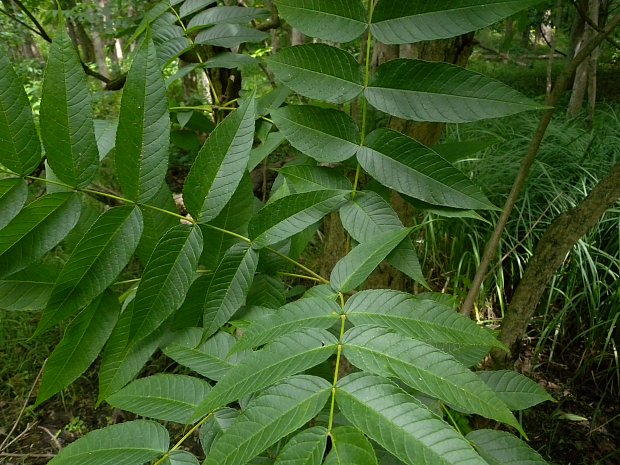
[11,0,51,42]
[460,12,620,317]
[572,0,620,51]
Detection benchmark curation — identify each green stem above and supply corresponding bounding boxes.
[327,293,348,432]
[267,247,330,285]
[277,271,323,283]
[153,413,213,465]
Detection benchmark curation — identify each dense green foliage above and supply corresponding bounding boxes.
[0,1,562,464]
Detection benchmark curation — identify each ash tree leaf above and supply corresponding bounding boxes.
[345,290,505,366]
[204,375,332,465]
[187,6,270,31]
[0,264,56,311]
[246,274,287,309]
[35,206,143,335]
[365,59,544,123]
[203,242,259,337]
[248,131,286,171]
[127,225,203,344]
[200,408,240,455]
[271,105,359,163]
[192,328,338,419]
[371,0,545,45]
[183,93,255,223]
[337,372,488,465]
[36,292,120,406]
[232,297,341,352]
[40,19,99,188]
[163,328,249,380]
[94,119,118,160]
[357,129,495,210]
[266,44,364,104]
[195,24,269,48]
[151,12,192,66]
[466,429,551,465]
[0,48,41,175]
[249,190,349,249]
[324,426,378,465]
[342,325,522,433]
[0,178,28,229]
[276,0,367,43]
[274,426,328,465]
[330,228,411,293]
[115,32,170,203]
[0,193,81,279]
[179,0,216,18]
[340,191,426,285]
[477,370,554,411]
[107,374,212,424]
[163,451,200,465]
[47,420,169,465]
[280,166,353,194]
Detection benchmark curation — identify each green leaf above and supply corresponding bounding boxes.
[136,182,179,263]
[0,264,56,311]
[233,297,341,352]
[151,12,192,66]
[195,24,269,48]
[98,301,165,401]
[192,328,338,419]
[115,33,170,203]
[324,426,378,465]
[203,52,258,69]
[365,59,543,123]
[107,374,211,424]
[40,21,98,188]
[0,178,27,229]
[345,290,504,366]
[183,93,255,223]
[204,375,332,465]
[271,105,359,163]
[129,1,172,43]
[274,426,328,465]
[248,131,286,171]
[0,193,81,279]
[330,228,411,292]
[266,44,363,104]
[187,6,270,31]
[371,1,545,44]
[357,129,495,210]
[337,372,488,465]
[203,242,259,337]
[249,190,348,248]
[162,328,249,380]
[163,451,200,465]
[276,0,367,42]
[477,370,554,411]
[128,225,202,343]
[179,0,217,18]
[342,325,521,432]
[466,429,551,465]
[246,274,287,309]
[280,166,353,193]
[36,293,120,406]
[94,119,118,160]
[0,48,41,175]
[47,420,169,465]
[339,191,426,285]
[36,206,143,335]
[200,408,239,454]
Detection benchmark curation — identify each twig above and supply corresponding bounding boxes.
[37,426,62,451]
[0,453,56,458]
[11,0,51,42]
[572,0,620,51]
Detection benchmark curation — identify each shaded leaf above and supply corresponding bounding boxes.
[246,273,287,309]
[330,228,411,292]
[248,131,286,171]
[342,325,521,432]
[337,372,487,465]
[40,21,98,187]
[107,374,211,424]
[116,32,170,203]
[371,1,545,44]
[0,178,27,229]
[357,129,494,210]
[467,429,550,465]
[266,44,363,104]
[0,264,56,311]
[47,420,169,465]
[36,206,143,335]
[277,0,367,42]
[0,48,41,175]
[271,105,359,163]
[477,370,554,411]
[200,408,240,454]
[94,119,118,160]
[324,426,378,465]
[187,6,270,31]
[204,375,332,465]
[366,59,544,123]
[0,193,81,279]
[274,426,328,465]
[249,190,348,248]
[280,166,352,193]
[192,329,337,419]
[164,451,200,465]
[195,24,269,48]
[183,93,255,223]
[36,293,120,405]
[180,0,216,18]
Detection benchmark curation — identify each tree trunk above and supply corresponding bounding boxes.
[493,161,620,366]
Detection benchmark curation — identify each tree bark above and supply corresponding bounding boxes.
[493,161,620,366]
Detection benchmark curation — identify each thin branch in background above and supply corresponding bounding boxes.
[11,0,51,42]
[0,7,40,36]
[572,0,620,51]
